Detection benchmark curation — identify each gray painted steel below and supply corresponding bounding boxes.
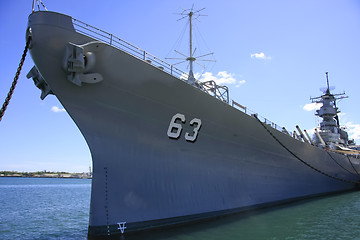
[27,11,360,237]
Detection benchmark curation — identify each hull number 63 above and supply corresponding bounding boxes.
[167,113,202,142]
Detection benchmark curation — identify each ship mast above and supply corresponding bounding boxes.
[188,10,195,82]
[310,72,349,146]
[167,6,213,85]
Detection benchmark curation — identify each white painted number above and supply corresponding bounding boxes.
[167,113,185,139]
[185,118,202,142]
[167,113,202,142]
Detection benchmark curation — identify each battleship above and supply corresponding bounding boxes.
[24,4,360,238]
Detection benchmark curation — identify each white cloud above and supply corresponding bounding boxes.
[236,80,246,88]
[343,122,360,142]
[180,72,188,80]
[305,127,317,135]
[196,71,246,87]
[303,102,322,111]
[51,106,66,113]
[250,52,272,60]
[202,71,235,84]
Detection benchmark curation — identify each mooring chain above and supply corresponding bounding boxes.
[0,37,31,122]
[254,115,360,185]
[347,155,360,176]
[326,151,358,176]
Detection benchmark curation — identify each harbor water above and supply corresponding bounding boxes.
[1,177,360,240]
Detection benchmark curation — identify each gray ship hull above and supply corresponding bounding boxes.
[27,11,360,237]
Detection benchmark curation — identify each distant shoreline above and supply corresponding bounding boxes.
[0,171,92,179]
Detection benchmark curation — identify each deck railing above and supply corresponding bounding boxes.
[232,100,293,135]
[72,18,189,81]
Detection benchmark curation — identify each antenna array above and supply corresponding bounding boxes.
[166,5,215,84]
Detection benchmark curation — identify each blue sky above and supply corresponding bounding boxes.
[1,0,359,172]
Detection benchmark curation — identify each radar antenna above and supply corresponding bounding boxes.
[310,72,348,102]
[166,5,215,85]
[326,72,330,92]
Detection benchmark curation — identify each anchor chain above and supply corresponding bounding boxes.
[326,151,357,176]
[347,155,360,176]
[0,37,31,122]
[254,115,360,185]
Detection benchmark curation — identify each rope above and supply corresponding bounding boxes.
[0,37,31,122]
[254,115,360,185]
